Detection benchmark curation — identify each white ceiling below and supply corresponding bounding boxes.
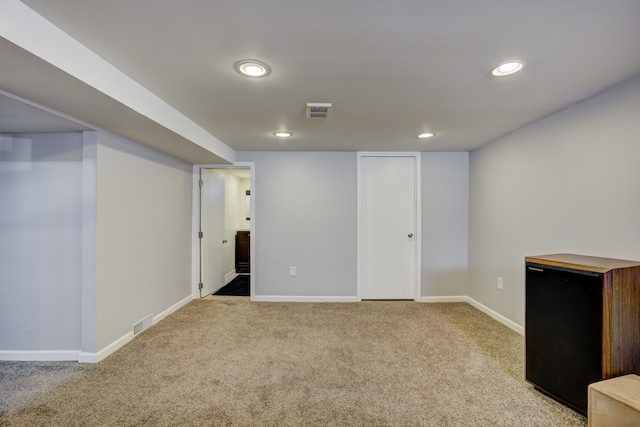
[0,91,90,133]
[3,0,640,154]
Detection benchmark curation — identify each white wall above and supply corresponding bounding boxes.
[95,131,193,350]
[468,75,640,327]
[0,128,206,360]
[237,151,469,300]
[0,133,83,353]
[240,177,251,230]
[421,152,469,297]
[236,151,358,298]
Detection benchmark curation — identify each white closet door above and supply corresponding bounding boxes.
[360,155,417,299]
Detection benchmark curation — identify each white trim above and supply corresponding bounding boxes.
[417,296,469,303]
[81,131,98,361]
[225,270,238,284]
[251,295,360,303]
[0,350,81,362]
[465,297,524,335]
[415,153,422,301]
[191,165,201,299]
[356,152,421,301]
[417,296,524,335]
[356,155,363,299]
[153,295,192,324]
[192,162,255,300]
[78,295,193,363]
[0,295,522,362]
[77,353,97,364]
[79,331,133,364]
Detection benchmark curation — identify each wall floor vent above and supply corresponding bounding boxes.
[133,314,153,336]
[306,102,332,119]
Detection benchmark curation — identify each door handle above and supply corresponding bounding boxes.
[408,233,414,238]
[222,240,228,243]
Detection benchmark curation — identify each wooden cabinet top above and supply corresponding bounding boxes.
[525,253,640,273]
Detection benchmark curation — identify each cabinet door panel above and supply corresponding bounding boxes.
[525,264,603,412]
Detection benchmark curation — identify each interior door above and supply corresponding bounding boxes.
[360,155,417,299]
[200,169,225,297]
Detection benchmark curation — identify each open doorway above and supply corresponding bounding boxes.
[193,163,254,299]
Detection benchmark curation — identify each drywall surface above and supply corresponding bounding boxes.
[236,151,357,297]
[0,132,83,351]
[95,131,193,350]
[237,151,470,299]
[240,177,251,230]
[468,75,640,326]
[421,152,469,297]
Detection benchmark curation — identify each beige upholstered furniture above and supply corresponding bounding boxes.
[588,374,640,427]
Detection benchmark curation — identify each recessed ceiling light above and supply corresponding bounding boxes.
[418,132,436,139]
[491,60,525,77]
[273,131,292,138]
[234,60,271,77]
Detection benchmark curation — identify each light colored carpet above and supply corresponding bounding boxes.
[0,300,587,426]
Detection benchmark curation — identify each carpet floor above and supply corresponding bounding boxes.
[0,300,587,426]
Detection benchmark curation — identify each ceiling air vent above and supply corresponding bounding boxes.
[306,102,332,119]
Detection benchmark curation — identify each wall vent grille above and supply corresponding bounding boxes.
[133,314,153,336]
[306,102,332,119]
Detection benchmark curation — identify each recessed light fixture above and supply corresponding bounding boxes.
[234,59,271,77]
[491,60,526,77]
[418,132,436,139]
[273,131,292,138]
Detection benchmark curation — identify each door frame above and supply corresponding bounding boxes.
[356,152,421,301]
[191,162,255,299]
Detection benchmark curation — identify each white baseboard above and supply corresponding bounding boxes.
[79,331,133,364]
[225,270,238,284]
[0,350,80,362]
[417,296,468,303]
[3,294,522,363]
[465,297,524,335]
[153,295,192,324]
[249,295,522,336]
[80,294,193,364]
[252,295,360,303]
[78,353,97,364]
[417,295,524,335]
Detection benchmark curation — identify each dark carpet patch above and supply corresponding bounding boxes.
[213,275,249,296]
